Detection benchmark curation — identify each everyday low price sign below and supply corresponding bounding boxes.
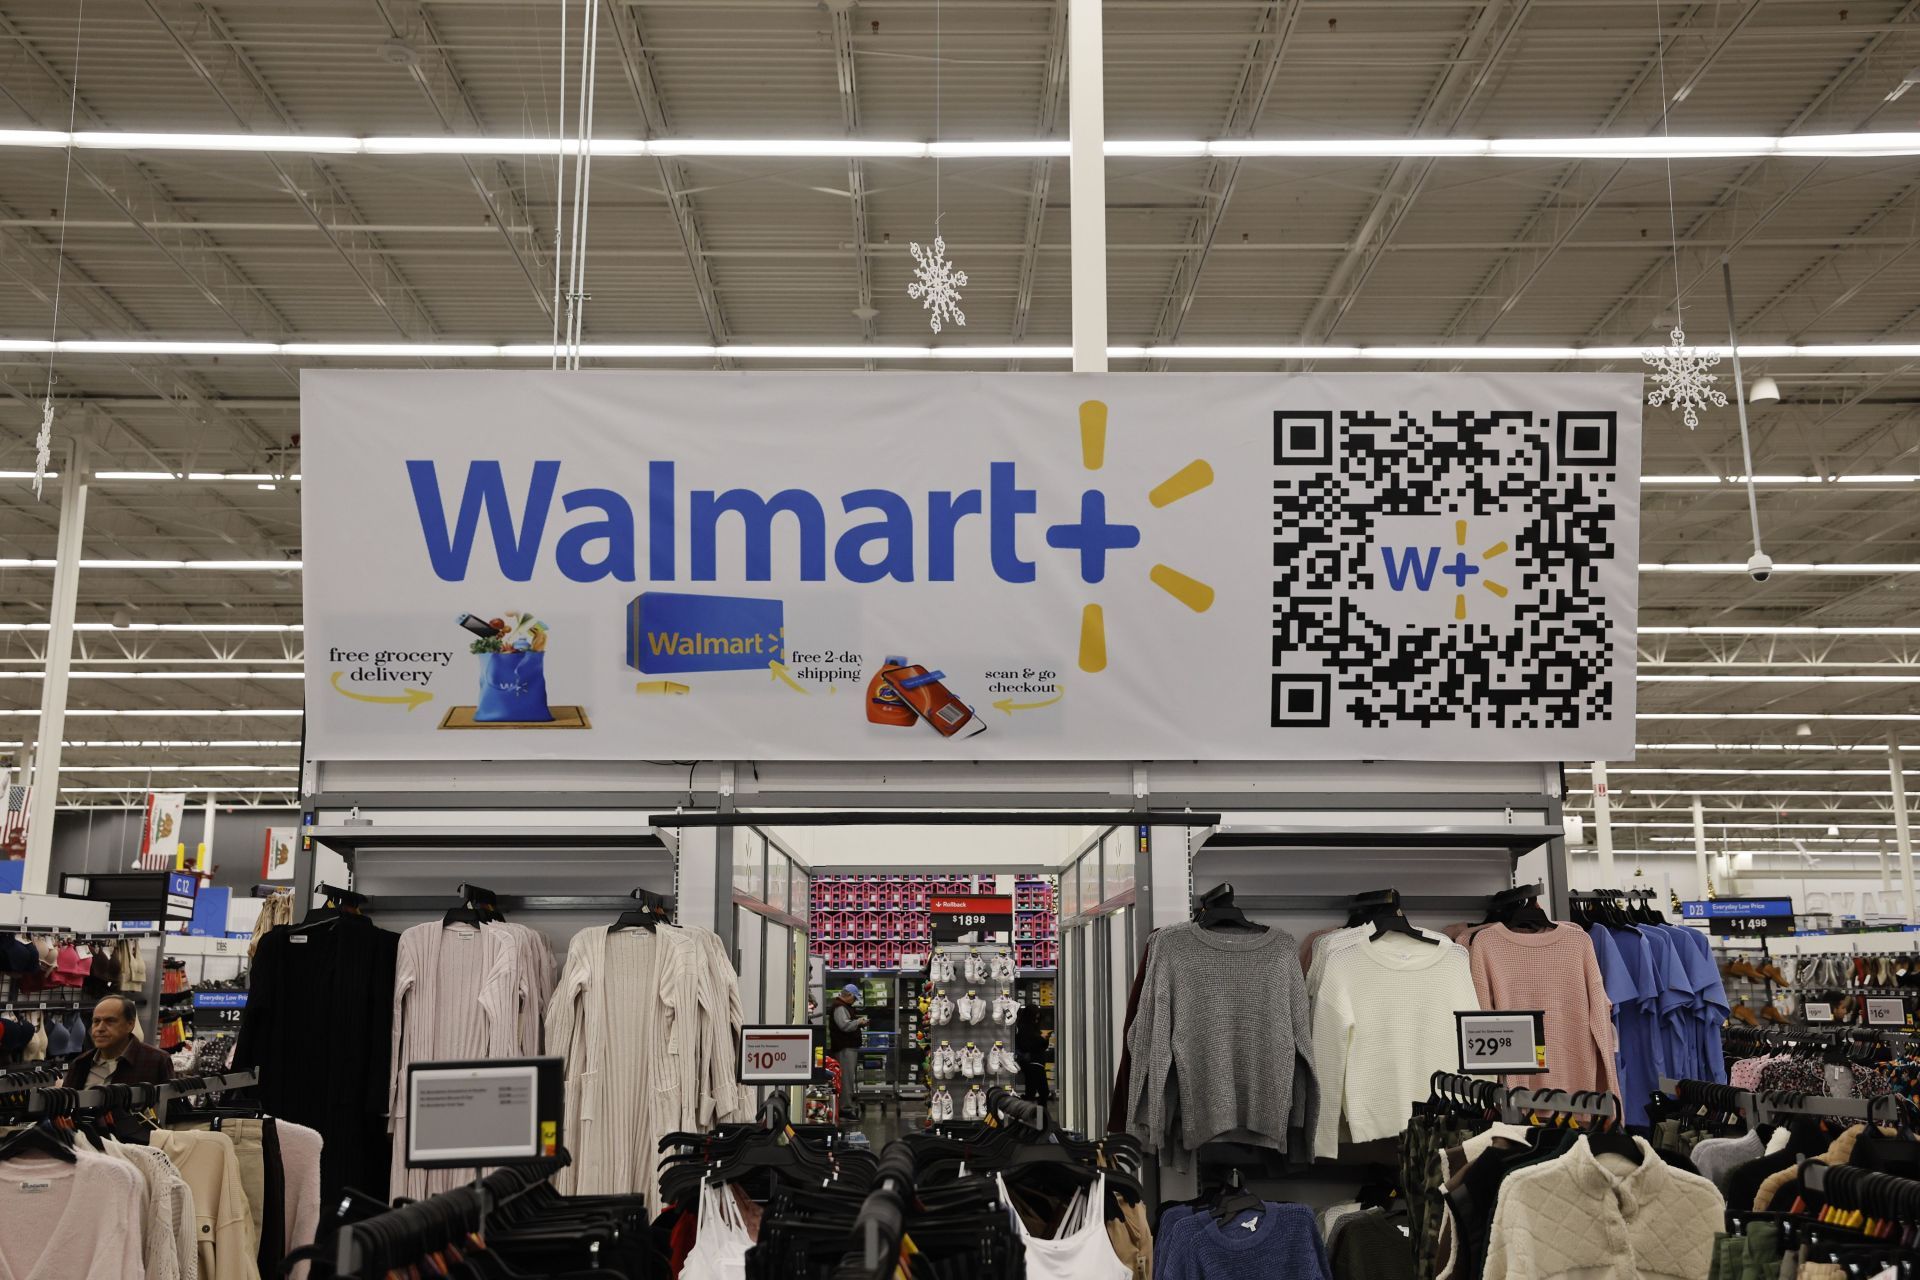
[1680,898,1795,937]
[739,1025,816,1084]
[1457,1010,1547,1074]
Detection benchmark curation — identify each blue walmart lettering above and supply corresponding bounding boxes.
[407,459,1078,585]
[1379,546,1441,592]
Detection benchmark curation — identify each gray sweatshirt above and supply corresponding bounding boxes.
[1124,921,1317,1168]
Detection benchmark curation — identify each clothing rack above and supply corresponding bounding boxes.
[848,1138,917,1276]
[1427,1071,1627,1127]
[332,1153,571,1278]
[1800,1160,1920,1220]
[1658,1075,1906,1126]
[6,1068,260,1118]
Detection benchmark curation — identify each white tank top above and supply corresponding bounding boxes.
[998,1171,1130,1280]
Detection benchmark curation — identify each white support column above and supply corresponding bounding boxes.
[1068,0,1108,373]
[22,443,88,894]
[1591,760,1616,886]
[1690,794,1710,900]
[1891,733,1916,922]
[201,793,217,875]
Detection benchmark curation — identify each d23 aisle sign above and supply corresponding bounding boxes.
[302,371,1642,762]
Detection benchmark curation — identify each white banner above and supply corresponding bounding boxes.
[138,791,186,869]
[302,371,1640,762]
[261,826,298,881]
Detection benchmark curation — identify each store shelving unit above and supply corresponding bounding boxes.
[809,873,1058,971]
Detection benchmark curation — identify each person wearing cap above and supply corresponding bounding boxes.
[827,984,869,1123]
[62,995,173,1091]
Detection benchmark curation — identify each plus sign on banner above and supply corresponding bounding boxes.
[303,371,1640,762]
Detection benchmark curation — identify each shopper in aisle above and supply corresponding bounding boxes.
[829,982,869,1123]
[1014,1002,1052,1104]
[62,993,174,1090]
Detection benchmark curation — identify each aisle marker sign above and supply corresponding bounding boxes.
[740,1025,816,1084]
[1456,1010,1547,1074]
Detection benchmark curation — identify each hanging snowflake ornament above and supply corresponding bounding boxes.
[1643,326,1726,429]
[32,395,53,500]
[907,234,967,334]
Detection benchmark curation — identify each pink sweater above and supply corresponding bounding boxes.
[1469,923,1620,1097]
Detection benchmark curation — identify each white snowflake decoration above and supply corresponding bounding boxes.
[907,234,967,334]
[1643,325,1726,429]
[32,396,52,500]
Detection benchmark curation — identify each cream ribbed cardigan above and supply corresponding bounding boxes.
[545,924,751,1204]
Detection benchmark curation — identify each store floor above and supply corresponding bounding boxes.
[848,1097,924,1147]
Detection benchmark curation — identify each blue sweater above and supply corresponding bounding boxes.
[1155,1201,1331,1280]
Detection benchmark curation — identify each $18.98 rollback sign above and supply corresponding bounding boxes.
[301,371,1641,762]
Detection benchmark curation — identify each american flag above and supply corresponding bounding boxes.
[1,783,30,848]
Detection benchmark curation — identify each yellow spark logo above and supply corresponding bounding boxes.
[1450,519,1511,621]
[1072,400,1215,673]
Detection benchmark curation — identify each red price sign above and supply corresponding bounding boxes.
[739,1026,815,1084]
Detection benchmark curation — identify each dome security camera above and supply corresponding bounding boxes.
[1747,551,1774,583]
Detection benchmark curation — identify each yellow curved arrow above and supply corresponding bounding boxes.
[768,660,811,694]
[331,670,433,711]
[992,684,1064,715]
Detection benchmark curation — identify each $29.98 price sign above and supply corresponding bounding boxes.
[1456,1010,1547,1075]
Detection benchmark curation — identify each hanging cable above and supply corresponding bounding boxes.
[36,0,86,502]
[1720,258,1771,579]
[550,0,568,369]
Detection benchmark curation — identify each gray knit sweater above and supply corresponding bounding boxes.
[1124,922,1317,1168]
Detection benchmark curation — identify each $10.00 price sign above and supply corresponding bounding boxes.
[1456,1010,1547,1075]
[739,1025,817,1084]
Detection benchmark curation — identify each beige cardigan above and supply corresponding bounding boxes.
[149,1128,260,1280]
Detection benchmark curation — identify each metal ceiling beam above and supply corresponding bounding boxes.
[1143,0,1302,372]
[1008,0,1068,366]
[140,0,444,341]
[601,3,730,352]
[1574,0,1919,347]
[1296,0,1536,349]
[369,0,555,324]
[825,1,873,360]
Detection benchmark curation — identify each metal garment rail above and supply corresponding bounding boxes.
[1658,1075,1899,1124]
[5,1068,260,1116]
[332,1155,570,1278]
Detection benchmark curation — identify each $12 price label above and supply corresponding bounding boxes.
[1456,1011,1547,1074]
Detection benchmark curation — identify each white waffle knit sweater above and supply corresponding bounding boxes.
[1483,1137,1722,1280]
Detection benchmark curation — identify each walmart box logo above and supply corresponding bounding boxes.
[627,591,784,674]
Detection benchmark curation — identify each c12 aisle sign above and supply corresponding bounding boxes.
[301,371,1641,762]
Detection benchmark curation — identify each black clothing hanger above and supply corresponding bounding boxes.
[1193,883,1267,934]
[0,1118,77,1163]
[1205,1166,1265,1225]
[611,887,674,932]
[1486,885,1555,933]
[1370,910,1440,945]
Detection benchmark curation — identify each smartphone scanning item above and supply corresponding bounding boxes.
[456,613,498,639]
[879,664,988,739]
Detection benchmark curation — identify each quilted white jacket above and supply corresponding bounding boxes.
[1483,1136,1722,1280]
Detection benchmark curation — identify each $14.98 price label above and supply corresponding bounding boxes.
[1456,1010,1547,1075]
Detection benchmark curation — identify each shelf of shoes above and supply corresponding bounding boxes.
[922,941,1022,1124]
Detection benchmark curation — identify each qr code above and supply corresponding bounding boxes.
[1270,408,1621,731]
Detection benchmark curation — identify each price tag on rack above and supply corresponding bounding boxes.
[739,1025,817,1084]
[1803,1001,1835,1024]
[1866,997,1910,1028]
[1455,1010,1547,1074]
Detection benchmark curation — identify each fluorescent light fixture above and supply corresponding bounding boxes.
[1565,766,1892,776]
[7,128,1920,161]
[0,740,301,748]
[1641,474,1919,485]
[59,785,297,794]
[62,765,298,775]
[1641,627,1920,636]
[1581,788,1898,798]
[1640,674,1920,683]
[0,559,299,571]
[1639,562,1920,573]
[0,709,302,716]
[4,336,1920,363]
[1638,713,1920,721]
[0,623,301,632]
[0,671,303,680]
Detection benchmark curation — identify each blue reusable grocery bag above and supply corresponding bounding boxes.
[475,650,554,723]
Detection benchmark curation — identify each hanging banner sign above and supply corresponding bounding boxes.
[261,827,298,882]
[302,372,1641,762]
[137,792,187,870]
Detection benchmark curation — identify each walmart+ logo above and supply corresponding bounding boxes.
[1379,520,1511,621]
